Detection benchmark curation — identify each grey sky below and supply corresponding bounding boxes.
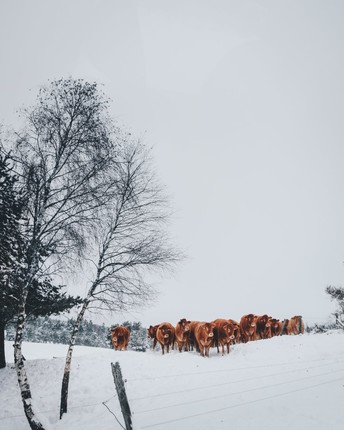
[1,0,344,326]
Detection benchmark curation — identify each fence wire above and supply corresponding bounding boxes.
[140,376,344,429]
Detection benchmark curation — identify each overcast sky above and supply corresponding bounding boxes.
[1,0,344,327]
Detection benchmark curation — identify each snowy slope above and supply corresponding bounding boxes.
[1,332,344,430]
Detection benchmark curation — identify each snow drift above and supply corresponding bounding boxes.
[1,331,344,429]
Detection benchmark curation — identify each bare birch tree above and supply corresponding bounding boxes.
[11,79,123,430]
[60,142,180,418]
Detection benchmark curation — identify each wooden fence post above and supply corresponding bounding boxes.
[111,362,133,430]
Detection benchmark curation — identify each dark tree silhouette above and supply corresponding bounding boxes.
[0,147,83,369]
[0,149,24,368]
[8,78,123,430]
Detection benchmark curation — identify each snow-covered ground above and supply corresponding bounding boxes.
[1,331,344,430]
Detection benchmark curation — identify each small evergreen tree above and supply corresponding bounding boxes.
[0,149,25,368]
[326,286,344,328]
[0,147,83,368]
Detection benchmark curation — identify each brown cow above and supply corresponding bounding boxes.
[147,324,159,349]
[213,319,236,354]
[193,321,216,357]
[270,318,282,337]
[111,326,130,351]
[287,316,305,335]
[156,322,175,354]
[239,314,258,343]
[175,318,191,352]
[188,321,199,352]
[228,319,242,344]
[256,315,272,340]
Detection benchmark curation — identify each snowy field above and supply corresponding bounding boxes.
[1,331,344,430]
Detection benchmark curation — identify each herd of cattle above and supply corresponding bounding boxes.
[111,314,305,357]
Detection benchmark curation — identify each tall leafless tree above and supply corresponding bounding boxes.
[60,142,180,418]
[11,79,123,430]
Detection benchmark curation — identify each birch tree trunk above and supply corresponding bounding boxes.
[60,293,92,419]
[14,289,45,430]
[0,320,6,369]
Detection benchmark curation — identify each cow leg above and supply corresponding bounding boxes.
[153,339,157,350]
[161,344,165,355]
[167,343,170,354]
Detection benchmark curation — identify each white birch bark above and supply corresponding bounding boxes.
[14,287,45,430]
[60,289,94,418]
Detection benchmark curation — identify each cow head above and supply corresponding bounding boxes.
[245,314,257,332]
[160,324,173,339]
[111,327,118,340]
[204,322,215,338]
[228,320,241,343]
[147,325,158,339]
[246,314,256,325]
[179,318,191,332]
[270,319,282,336]
[223,321,235,339]
[228,325,236,340]
[260,314,272,328]
[111,328,118,345]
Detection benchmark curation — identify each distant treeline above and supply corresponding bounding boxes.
[5,317,149,351]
